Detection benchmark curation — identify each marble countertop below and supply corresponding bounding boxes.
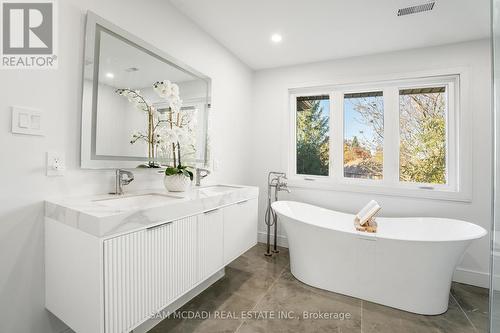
[45,184,259,238]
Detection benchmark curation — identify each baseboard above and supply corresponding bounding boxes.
[453,267,490,288]
[258,232,489,289]
[132,268,225,333]
[257,231,288,248]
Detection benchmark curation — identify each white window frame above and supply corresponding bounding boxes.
[287,71,471,202]
[290,91,332,179]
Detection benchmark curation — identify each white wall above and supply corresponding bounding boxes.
[0,0,253,332]
[0,2,492,332]
[251,40,492,288]
[90,80,148,157]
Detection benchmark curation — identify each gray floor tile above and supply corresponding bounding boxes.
[246,269,361,332]
[150,318,242,333]
[237,318,309,333]
[361,300,436,333]
[148,244,489,333]
[361,296,477,333]
[452,282,489,332]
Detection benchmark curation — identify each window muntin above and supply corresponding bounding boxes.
[296,95,330,176]
[343,92,384,180]
[399,87,447,185]
[289,75,460,196]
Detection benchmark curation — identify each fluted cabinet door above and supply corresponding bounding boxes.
[198,209,224,280]
[103,215,198,333]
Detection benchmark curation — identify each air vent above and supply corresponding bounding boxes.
[397,1,435,16]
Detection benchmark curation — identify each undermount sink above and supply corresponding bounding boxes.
[196,185,242,196]
[93,193,181,210]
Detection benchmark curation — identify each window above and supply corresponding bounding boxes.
[289,74,463,199]
[399,87,447,184]
[295,95,330,176]
[344,92,384,180]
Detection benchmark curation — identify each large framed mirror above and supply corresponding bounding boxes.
[81,11,211,169]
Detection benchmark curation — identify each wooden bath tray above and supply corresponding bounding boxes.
[354,217,378,233]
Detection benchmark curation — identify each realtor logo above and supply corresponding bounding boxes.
[1,0,57,68]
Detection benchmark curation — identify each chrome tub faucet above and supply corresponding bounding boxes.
[265,172,291,256]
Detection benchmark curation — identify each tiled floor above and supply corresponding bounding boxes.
[148,244,489,333]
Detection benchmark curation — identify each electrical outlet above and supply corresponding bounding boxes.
[46,152,66,176]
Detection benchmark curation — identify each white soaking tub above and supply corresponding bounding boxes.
[271,201,487,315]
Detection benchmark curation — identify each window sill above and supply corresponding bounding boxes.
[287,177,471,203]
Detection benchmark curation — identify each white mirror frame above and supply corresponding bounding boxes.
[80,11,211,169]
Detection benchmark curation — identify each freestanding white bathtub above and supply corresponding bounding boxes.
[271,201,487,315]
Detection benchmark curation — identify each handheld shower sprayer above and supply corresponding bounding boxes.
[265,171,291,256]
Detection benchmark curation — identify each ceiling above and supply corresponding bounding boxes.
[169,0,490,70]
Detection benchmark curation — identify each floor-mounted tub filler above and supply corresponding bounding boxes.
[271,201,487,315]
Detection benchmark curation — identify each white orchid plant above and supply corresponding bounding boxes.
[115,80,196,178]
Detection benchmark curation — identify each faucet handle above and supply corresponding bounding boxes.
[114,169,134,195]
[196,168,210,177]
[117,169,134,187]
[120,169,134,183]
[195,168,211,186]
[277,174,288,185]
[277,182,291,193]
[121,175,134,185]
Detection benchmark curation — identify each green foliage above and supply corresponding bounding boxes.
[343,138,382,179]
[343,95,384,180]
[351,136,360,148]
[344,91,445,184]
[165,165,194,181]
[296,99,329,176]
[399,93,446,184]
[295,91,446,184]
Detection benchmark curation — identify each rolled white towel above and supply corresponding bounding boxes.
[355,200,381,226]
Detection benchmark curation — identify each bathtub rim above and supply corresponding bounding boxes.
[272,200,487,243]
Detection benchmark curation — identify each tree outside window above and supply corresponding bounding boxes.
[296,95,330,176]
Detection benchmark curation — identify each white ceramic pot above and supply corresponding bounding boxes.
[164,174,192,192]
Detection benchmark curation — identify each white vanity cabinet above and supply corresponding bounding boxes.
[45,189,258,333]
[103,216,199,333]
[198,208,225,279]
[223,199,258,264]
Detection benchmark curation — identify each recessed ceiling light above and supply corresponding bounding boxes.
[271,33,282,43]
[105,72,114,79]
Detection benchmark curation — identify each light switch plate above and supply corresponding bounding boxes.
[46,152,66,177]
[11,106,44,136]
[18,113,30,128]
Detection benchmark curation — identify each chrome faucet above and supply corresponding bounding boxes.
[275,175,291,194]
[265,172,291,256]
[114,169,134,195]
[195,168,210,186]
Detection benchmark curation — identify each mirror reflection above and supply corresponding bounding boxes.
[82,22,210,168]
